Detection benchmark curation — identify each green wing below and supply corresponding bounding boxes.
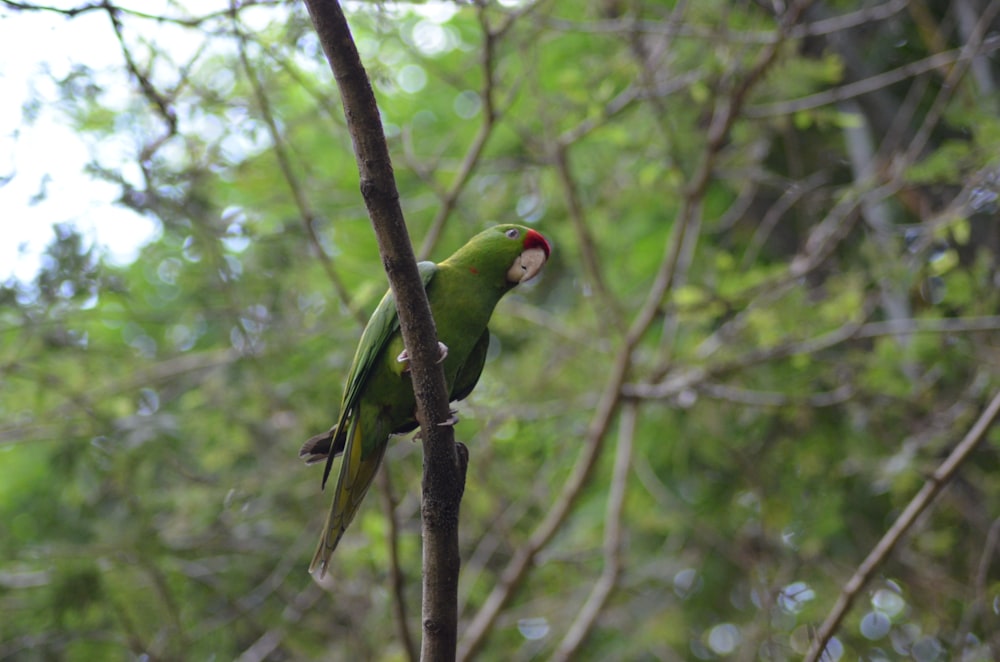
[451,329,490,402]
[316,261,438,487]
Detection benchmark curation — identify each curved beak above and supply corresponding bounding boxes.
[506,247,548,284]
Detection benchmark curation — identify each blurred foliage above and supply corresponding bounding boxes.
[2,0,1000,660]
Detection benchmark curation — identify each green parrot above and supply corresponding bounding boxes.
[300,224,551,576]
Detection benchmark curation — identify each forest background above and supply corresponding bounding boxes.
[3,0,1000,660]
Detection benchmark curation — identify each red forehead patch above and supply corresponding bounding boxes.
[524,228,551,258]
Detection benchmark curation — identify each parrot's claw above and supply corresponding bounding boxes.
[396,341,449,371]
[438,410,459,427]
[413,410,460,442]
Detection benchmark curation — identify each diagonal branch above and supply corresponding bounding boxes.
[416,4,501,261]
[231,8,362,324]
[805,390,1000,661]
[301,1,465,659]
[377,465,418,662]
[457,330,631,661]
[551,144,622,326]
[552,401,637,661]
[902,0,1000,163]
[745,35,1000,119]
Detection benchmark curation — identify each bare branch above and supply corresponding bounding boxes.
[552,401,637,661]
[629,311,1000,404]
[377,464,418,662]
[741,170,829,267]
[953,517,1000,651]
[1,0,285,25]
[232,10,363,324]
[235,630,285,662]
[628,301,876,400]
[543,0,907,43]
[805,390,1000,661]
[458,333,631,661]
[103,1,177,160]
[699,382,854,408]
[903,0,1000,163]
[745,35,1000,119]
[551,144,623,326]
[416,6,500,261]
[955,0,999,96]
[855,316,1000,339]
[629,0,814,347]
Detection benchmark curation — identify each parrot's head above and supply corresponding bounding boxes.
[502,225,551,284]
[447,224,551,289]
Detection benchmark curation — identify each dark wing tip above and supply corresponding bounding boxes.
[299,428,335,464]
[301,425,349,489]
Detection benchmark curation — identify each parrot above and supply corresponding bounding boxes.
[300,224,551,576]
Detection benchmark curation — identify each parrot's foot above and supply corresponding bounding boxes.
[397,341,449,371]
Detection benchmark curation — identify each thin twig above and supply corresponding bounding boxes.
[628,298,876,400]
[902,0,1000,163]
[231,8,363,324]
[417,5,499,260]
[745,35,1000,118]
[103,1,177,136]
[552,401,637,661]
[1,0,285,25]
[551,144,623,326]
[855,315,1000,339]
[741,170,829,268]
[457,334,631,661]
[543,0,907,43]
[235,629,285,662]
[699,382,854,408]
[952,517,1000,652]
[805,390,1000,661]
[377,464,418,662]
[635,304,1000,405]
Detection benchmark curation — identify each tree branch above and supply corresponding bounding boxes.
[552,401,636,661]
[457,330,631,661]
[745,35,1000,119]
[231,8,362,324]
[805,390,1000,661]
[301,1,464,659]
[378,465,418,662]
[416,4,500,261]
[902,0,1000,163]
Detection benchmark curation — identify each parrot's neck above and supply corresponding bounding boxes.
[433,261,511,325]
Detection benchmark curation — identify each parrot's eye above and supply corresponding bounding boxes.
[505,228,520,239]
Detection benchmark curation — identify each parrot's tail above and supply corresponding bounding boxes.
[309,416,387,577]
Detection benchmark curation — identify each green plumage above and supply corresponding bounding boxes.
[301,224,551,576]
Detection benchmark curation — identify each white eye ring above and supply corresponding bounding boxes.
[505,228,520,239]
